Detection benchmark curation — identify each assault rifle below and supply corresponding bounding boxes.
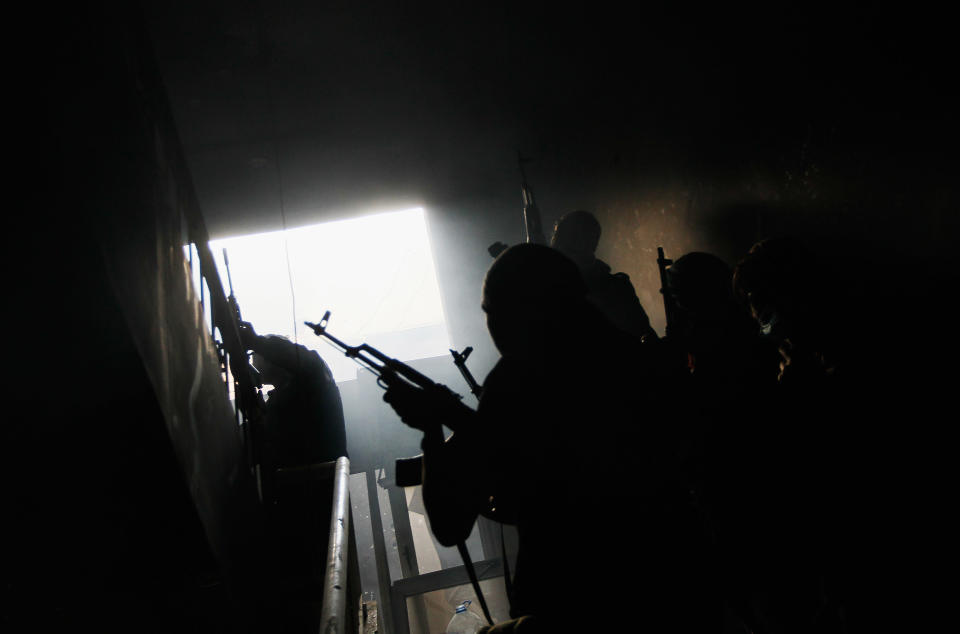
[222,248,263,389]
[305,311,466,408]
[657,246,678,339]
[304,311,479,486]
[215,248,265,492]
[304,311,495,626]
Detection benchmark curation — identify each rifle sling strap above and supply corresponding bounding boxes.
[456,541,494,626]
[501,523,514,607]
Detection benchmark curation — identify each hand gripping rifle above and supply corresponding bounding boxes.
[304,311,496,626]
[305,310,449,488]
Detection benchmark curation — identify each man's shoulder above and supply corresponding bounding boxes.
[482,357,528,391]
[478,357,549,415]
[610,271,635,288]
[587,264,639,303]
[592,259,613,275]
[279,342,336,384]
[591,259,634,285]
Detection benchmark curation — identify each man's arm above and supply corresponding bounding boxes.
[613,272,657,339]
[588,271,658,340]
[420,429,489,546]
[383,381,493,547]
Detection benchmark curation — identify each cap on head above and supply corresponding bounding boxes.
[733,236,814,305]
[550,210,601,257]
[667,252,733,313]
[251,334,294,385]
[482,243,587,315]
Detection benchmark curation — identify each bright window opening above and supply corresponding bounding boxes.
[207,207,450,382]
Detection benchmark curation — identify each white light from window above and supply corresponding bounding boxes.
[208,207,450,382]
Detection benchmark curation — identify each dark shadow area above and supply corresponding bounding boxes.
[5,1,956,632]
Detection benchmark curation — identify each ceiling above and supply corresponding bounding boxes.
[141,2,947,238]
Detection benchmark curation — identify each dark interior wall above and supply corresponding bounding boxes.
[419,4,958,348]
[140,3,957,374]
[6,250,225,630]
[6,4,262,630]
[6,170,228,629]
[415,14,957,622]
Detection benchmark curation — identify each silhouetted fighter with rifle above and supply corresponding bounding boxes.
[304,312,496,627]
[492,160,658,340]
[356,244,717,631]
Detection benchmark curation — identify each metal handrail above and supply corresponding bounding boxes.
[320,456,353,634]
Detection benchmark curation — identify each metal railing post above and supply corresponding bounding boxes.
[320,456,352,633]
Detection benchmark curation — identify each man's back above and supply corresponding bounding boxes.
[464,319,716,630]
[392,244,719,630]
[550,210,656,341]
[253,337,347,468]
[581,258,656,340]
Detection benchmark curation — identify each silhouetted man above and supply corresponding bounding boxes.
[383,244,719,632]
[238,322,348,630]
[239,323,347,470]
[732,237,844,385]
[730,238,856,633]
[550,210,657,341]
[664,251,783,633]
[665,252,775,380]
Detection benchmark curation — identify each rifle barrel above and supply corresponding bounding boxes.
[222,248,236,297]
[305,316,450,394]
